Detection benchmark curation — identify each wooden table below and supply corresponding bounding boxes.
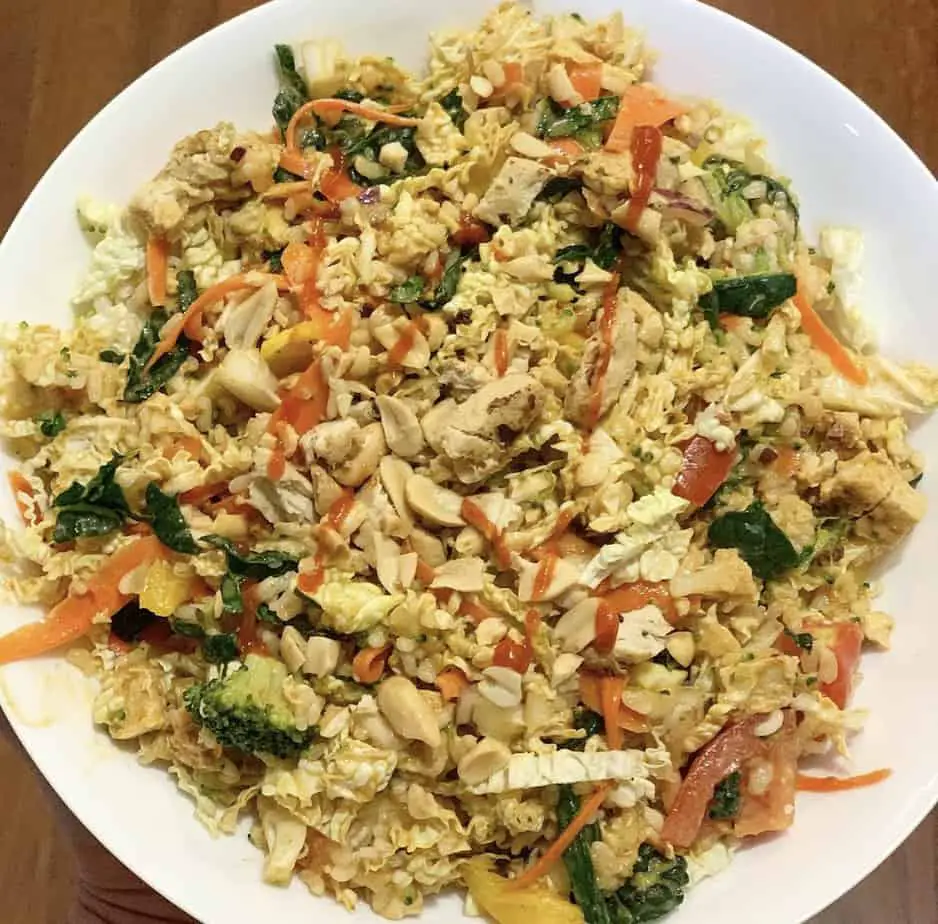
[0,1,935,922]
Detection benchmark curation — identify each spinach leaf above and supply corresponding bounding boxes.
[99,349,125,365]
[708,501,800,581]
[333,88,365,103]
[221,572,244,615]
[698,273,796,321]
[783,627,814,652]
[563,708,604,750]
[35,410,66,438]
[703,155,800,228]
[439,88,467,129]
[537,95,619,146]
[553,223,621,273]
[53,455,131,542]
[204,535,299,579]
[555,244,593,264]
[273,166,303,184]
[143,483,199,554]
[538,175,583,203]
[556,784,612,924]
[272,44,309,137]
[110,601,159,643]
[389,275,425,304]
[343,122,426,187]
[170,618,206,639]
[123,306,190,404]
[428,247,472,308]
[262,248,285,273]
[256,602,280,625]
[708,770,742,819]
[203,633,240,664]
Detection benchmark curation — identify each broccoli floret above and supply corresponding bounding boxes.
[183,654,314,758]
[615,844,689,923]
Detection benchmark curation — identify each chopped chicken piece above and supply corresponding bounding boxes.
[670,549,759,601]
[473,157,555,226]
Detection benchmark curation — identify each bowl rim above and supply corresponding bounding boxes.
[1,2,936,922]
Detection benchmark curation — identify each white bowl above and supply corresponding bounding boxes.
[1,1,936,922]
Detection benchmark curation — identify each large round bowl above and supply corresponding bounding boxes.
[1,1,936,921]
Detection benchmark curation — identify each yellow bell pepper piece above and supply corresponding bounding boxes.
[462,860,583,924]
[139,560,196,618]
[260,317,336,376]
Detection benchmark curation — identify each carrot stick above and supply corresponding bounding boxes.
[796,769,891,792]
[511,782,613,889]
[605,84,687,153]
[435,666,470,701]
[352,645,392,683]
[144,273,288,371]
[792,290,867,385]
[285,99,419,152]
[146,235,170,306]
[458,598,495,625]
[566,61,603,102]
[0,536,166,665]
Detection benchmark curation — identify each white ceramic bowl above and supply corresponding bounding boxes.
[1,1,936,922]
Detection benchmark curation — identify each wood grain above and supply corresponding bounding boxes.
[0,1,935,922]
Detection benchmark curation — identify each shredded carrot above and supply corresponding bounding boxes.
[267,446,286,481]
[179,482,228,507]
[796,769,891,792]
[415,558,437,584]
[599,675,625,750]
[146,235,170,306]
[435,666,470,701]
[497,62,525,91]
[771,445,800,478]
[162,435,202,461]
[0,536,166,665]
[543,138,585,165]
[565,60,603,102]
[319,150,363,202]
[605,84,688,153]
[458,597,495,625]
[493,328,509,377]
[268,358,329,437]
[792,290,867,385]
[580,672,651,734]
[279,149,311,178]
[7,471,34,525]
[353,645,392,683]
[145,273,289,371]
[512,782,613,889]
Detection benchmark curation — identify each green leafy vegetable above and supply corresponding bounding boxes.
[389,275,425,304]
[343,121,426,186]
[557,784,611,924]
[563,709,604,750]
[272,44,309,137]
[783,627,814,652]
[263,248,285,273]
[703,155,800,228]
[273,166,303,184]
[35,410,66,438]
[439,88,468,129]
[708,500,800,581]
[176,269,198,311]
[256,602,280,626]
[53,455,131,542]
[110,601,159,643]
[221,572,244,615]
[427,247,473,309]
[536,96,619,146]
[169,618,206,639]
[553,223,621,275]
[333,88,365,103]
[616,843,689,922]
[204,535,299,579]
[708,770,742,819]
[99,349,125,365]
[203,633,240,664]
[143,483,199,554]
[555,244,593,264]
[538,175,584,203]
[698,273,796,321]
[123,306,190,403]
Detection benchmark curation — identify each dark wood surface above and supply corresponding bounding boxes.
[0,1,934,922]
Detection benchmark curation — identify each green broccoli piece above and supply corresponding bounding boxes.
[183,654,314,758]
[615,843,689,922]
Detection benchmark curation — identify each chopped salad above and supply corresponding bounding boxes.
[0,3,935,921]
